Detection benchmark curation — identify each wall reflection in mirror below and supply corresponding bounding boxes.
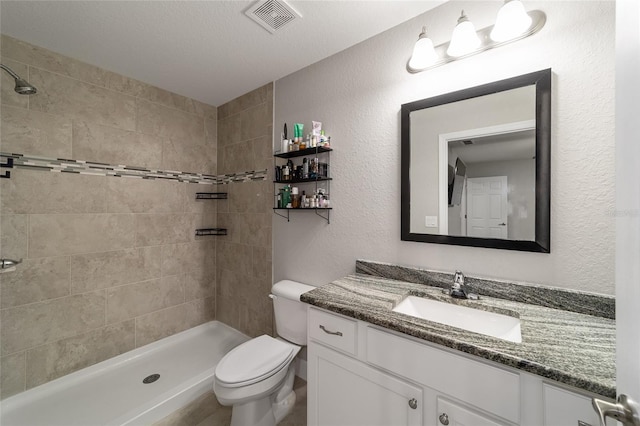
[401,69,551,252]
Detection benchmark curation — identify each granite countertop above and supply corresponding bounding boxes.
[301,273,616,399]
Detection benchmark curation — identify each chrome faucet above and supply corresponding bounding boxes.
[450,270,468,299]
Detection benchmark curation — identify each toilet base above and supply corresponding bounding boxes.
[227,366,298,426]
[230,396,276,426]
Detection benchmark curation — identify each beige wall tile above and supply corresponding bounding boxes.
[134,213,198,247]
[161,241,216,277]
[29,213,135,258]
[1,35,112,89]
[0,58,29,109]
[72,121,163,169]
[0,352,25,400]
[220,140,253,175]
[134,304,190,347]
[1,36,217,118]
[0,214,28,259]
[25,320,135,388]
[161,138,216,175]
[1,256,70,308]
[216,241,252,276]
[251,134,274,164]
[136,99,204,143]
[106,277,184,324]
[205,117,217,146]
[183,184,219,216]
[182,270,215,302]
[29,68,136,131]
[219,212,271,248]
[240,103,271,142]
[186,297,215,327]
[1,105,72,158]
[1,170,105,214]
[134,297,214,348]
[252,246,271,280]
[70,246,161,294]
[1,291,105,355]
[105,178,183,213]
[217,84,270,120]
[217,113,241,148]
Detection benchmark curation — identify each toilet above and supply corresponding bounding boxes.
[214,280,314,426]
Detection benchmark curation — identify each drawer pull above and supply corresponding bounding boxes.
[408,398,418,409]
[439,413,450,425]
[319,325,343,336]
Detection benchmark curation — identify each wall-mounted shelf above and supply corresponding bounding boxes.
[274,146,332,159]
[195,228,227,236]
[273,208,331,223]
[195,192,228,200]
[273,144,332,224]
[274,177,332,184]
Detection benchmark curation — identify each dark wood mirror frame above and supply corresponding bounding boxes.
[401,69,551,252]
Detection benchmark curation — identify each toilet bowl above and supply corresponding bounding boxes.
[214,280,314,426]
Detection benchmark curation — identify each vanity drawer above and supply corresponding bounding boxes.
[308,308,357,356]
[366,327,520,423]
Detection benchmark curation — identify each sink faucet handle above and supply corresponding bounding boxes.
[454,270,465,285]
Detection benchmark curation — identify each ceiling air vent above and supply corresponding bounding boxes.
[245,0,301,34]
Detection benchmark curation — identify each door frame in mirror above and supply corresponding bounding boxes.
[400,69,551,252]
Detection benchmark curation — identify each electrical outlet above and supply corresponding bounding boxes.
[425,216,438,227]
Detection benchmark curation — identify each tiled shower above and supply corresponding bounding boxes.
[0,34,274,400]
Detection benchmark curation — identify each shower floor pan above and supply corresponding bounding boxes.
[0,321,248,426]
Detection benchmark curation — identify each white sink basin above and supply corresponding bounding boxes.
[392,296,522,343]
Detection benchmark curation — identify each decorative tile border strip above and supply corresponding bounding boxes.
[0,152,267,185]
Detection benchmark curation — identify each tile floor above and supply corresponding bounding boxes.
[195,377,307,426]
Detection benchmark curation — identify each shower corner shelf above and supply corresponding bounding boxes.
[195,192,227,200]
[195,228,227,236]
[0,157,13,179]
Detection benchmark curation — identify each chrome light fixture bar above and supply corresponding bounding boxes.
[407,9,546,74]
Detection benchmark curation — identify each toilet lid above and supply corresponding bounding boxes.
[215,335,296,387]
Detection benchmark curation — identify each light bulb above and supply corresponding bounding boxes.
[408,27,438,70]
[490,0,533,42]
[447,11,481,58]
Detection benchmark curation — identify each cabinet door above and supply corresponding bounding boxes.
[308,343,422,426]
[543,384,613,426]
[436,397,510,426]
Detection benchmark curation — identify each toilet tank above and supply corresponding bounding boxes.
[271,280,315,345]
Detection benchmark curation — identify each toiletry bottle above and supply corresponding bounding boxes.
[286,160,294,181]
[302,158,309,179]
[283,163,289,181]
[282,185,291,208]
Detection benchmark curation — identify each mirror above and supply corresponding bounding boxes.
[401,69,551,252]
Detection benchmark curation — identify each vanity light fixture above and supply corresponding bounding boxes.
[491,0,533,42]
[407,2,546,73]
[408,26,438,70]
[446,11,481,57]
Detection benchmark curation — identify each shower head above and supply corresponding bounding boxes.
[0,64,37,95]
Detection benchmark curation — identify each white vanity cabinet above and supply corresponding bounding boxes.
[307,306,610,426]
[309,343,423,426]
[542,383,612,426]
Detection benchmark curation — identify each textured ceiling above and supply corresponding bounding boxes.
[0,1,444,106]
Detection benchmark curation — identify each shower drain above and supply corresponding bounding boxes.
[142,373,160,384]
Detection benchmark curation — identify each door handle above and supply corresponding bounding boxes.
[319,325,343,336]
[593,394,640,426]
[498,223,506,226]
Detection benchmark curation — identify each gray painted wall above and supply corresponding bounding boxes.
[273,1,615,295]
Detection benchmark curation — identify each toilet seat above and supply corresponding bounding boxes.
[215,335,297,388]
